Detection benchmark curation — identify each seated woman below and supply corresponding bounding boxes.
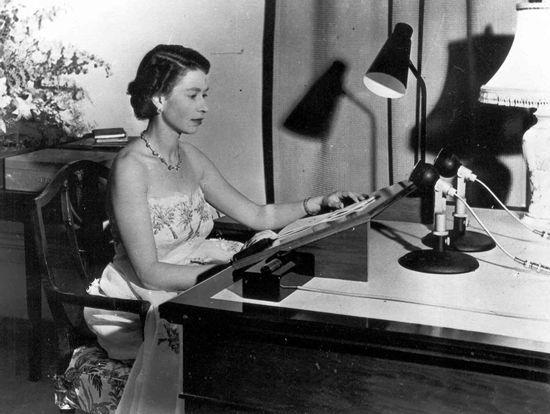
[84,44,364,414]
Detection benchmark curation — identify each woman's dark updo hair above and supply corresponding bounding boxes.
[127,45,210,120]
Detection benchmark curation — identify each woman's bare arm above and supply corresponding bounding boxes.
[110,152,221,291]
[188,144,364,230]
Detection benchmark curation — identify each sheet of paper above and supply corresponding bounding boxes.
[276,196,377,243]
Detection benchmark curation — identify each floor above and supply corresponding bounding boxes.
[0,317,59,414]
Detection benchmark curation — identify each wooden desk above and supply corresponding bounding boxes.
[0,143,120,381]
[159,206,550,413]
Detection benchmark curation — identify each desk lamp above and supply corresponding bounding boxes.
[363,22,427,164]
[399,161,479,274]
[423,148,496,252]
[479,1,550,230]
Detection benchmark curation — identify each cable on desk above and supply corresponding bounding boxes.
[456,194,550,275]
[475,178,550,240]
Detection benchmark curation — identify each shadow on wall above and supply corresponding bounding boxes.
[417,27,535,208]
[282,59,378,192]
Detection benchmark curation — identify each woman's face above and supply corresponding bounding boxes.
[160,69,209,134]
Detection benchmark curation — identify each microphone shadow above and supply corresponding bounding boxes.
[370,221,428,252]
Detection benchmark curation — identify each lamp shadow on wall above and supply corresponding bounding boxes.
[283,60,348,139]
[420,26,535,208]
[282,60,378,191]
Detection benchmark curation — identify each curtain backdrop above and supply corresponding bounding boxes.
[271,0,526,208]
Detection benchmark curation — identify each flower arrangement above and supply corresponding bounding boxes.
[0,0,111,150]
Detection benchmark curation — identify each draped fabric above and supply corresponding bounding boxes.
[271,0,526,209]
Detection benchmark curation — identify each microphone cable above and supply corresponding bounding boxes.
[475,178,550,240]
[455,193,550,274]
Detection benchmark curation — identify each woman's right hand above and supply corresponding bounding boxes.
[305,191,366,215]
[241,229,279,250]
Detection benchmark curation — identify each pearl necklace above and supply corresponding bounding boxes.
[140,131,182,171]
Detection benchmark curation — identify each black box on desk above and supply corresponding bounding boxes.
[3,148,117,192]
[238,251,315,302]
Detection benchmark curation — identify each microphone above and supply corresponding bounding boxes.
[405,160,550,276]
[398,161,479,274]
[427,148,496,252]
[434,148,550,240]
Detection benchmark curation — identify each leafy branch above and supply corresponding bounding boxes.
[0,0,111,147]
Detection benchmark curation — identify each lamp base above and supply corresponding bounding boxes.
[398,249,479,274]
[422,230,495,252]
[523,107,550,229]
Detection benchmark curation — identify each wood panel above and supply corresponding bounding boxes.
[182,323,550,414]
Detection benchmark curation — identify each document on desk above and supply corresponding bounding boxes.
[277,196,377,242]
[235,196,377,259]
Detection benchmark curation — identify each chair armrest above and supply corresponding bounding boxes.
[52,289,150,317]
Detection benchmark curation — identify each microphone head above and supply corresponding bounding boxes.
[434,148,461,178]
[409,161,440,191]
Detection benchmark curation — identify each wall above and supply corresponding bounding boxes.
[0,0,266,319]
[27,0,267,203]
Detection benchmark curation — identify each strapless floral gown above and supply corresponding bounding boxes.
[56,188,242,414]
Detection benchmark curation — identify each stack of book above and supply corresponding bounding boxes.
[92,128,128,146]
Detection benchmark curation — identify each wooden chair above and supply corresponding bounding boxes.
[34,160,150,413]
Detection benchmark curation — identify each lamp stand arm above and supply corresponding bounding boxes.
[408,61,427,163]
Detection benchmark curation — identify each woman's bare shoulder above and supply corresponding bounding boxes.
[181,141,215,167]
[111,141,149,185]
[181,141,205,157]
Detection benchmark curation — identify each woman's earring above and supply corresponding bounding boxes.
[156,106,163,114]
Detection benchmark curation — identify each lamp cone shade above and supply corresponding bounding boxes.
[283,60,347,137]
[364,23,413,99]
[479,2,550,107]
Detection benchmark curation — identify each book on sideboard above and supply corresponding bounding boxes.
[92,128,128,146]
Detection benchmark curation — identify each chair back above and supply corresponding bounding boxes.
[34,160,114,349]
[35,159,149,368]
